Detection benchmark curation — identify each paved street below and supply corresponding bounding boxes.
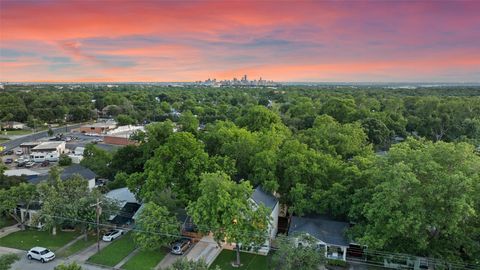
[1,123,83,151]
[10,256,109,270]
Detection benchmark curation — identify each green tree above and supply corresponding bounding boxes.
[141,132,210,204]
[236,105,281,132]
[133,202,179,250]
[58,154,72,166]
[80,144,113,178]
[0,183,38,230]
[271,234,325,270]
[361,117,391,148]
[300,115,372,160]
[178,110,199,134]
[47,128,54,136]
[187,172,270,266]
[356,138,480,262]
[116,114,136,125]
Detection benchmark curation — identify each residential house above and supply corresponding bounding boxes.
[31,164,97,189]
[17,165,97,227]
[223,186,279,255]
[288,215,351,261]
[105,187,141,226]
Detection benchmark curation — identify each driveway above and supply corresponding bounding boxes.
[155,243,195,269]
[10,256,107,270]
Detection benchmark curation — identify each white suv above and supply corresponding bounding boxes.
[27,247,55,263]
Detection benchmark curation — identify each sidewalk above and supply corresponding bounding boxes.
[0,223,20,238]
[69,240,111,263]
[114,248,139,269]
[0,246,23,256]
[56,234,88,256]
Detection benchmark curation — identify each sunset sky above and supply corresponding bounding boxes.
[1,1,479,82]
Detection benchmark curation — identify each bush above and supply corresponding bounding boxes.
[326,259,348,268]
[54,262,83,270]
[0,254,19,270]
[58,154,72,166]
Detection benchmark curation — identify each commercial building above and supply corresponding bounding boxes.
[103,125,144,145]
[80,121,117,134]
[31,141,66,155]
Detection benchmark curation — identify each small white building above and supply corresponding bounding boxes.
[31,141,66,155]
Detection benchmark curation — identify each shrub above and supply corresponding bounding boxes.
[0,254,19,270]
[59,154,72,166]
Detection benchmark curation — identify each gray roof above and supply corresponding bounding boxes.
[30,164,96,184]
[61,164,96,180]
[251,186,278,211]
[288,215,350,247]
[106,187,138,205]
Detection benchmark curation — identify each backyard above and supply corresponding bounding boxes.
[210,250,271,270]
[0,229,79,251]
[87,232,136,267]
[121,248,168,270]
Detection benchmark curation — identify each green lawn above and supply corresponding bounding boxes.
[121,248,168,270]
[0,229,79,251]
[87,232,136,267]
[2,130,32,136]
[56,234,96,258]
[210,250,270,270]
[0,138,9,144]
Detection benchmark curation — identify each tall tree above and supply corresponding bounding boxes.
[187,172,270,266]
[271,234,325,270]
[133,202,180,250]
[0,183,38,230]
[141,132,210,204]
[356,138,480,263]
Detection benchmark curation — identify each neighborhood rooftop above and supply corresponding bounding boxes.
[251,186,278,211]
[32,141,65,150]
[288,215,350,247]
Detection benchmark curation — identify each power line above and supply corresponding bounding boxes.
[34,212,477,270]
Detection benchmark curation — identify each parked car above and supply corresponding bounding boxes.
[102,229,124,241]
[171,238,192,255]
[15,149,23,155]
[4,158,13,164]
[25,161,35,168]
[27,247,55,263]
[17,162,26,168]
[3,150,14,155]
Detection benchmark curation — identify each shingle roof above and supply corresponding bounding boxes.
[61,164,96,180]
[251,186,278,211]
[29,164,96,184]
[105,187,138,205]
[288,215,350,247]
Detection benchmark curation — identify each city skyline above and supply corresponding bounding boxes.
[1,1,479,83]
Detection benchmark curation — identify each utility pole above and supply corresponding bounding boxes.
[91,198,102,252]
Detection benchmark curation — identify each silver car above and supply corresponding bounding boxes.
[171,238,192,255]
[27,247,55,263]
